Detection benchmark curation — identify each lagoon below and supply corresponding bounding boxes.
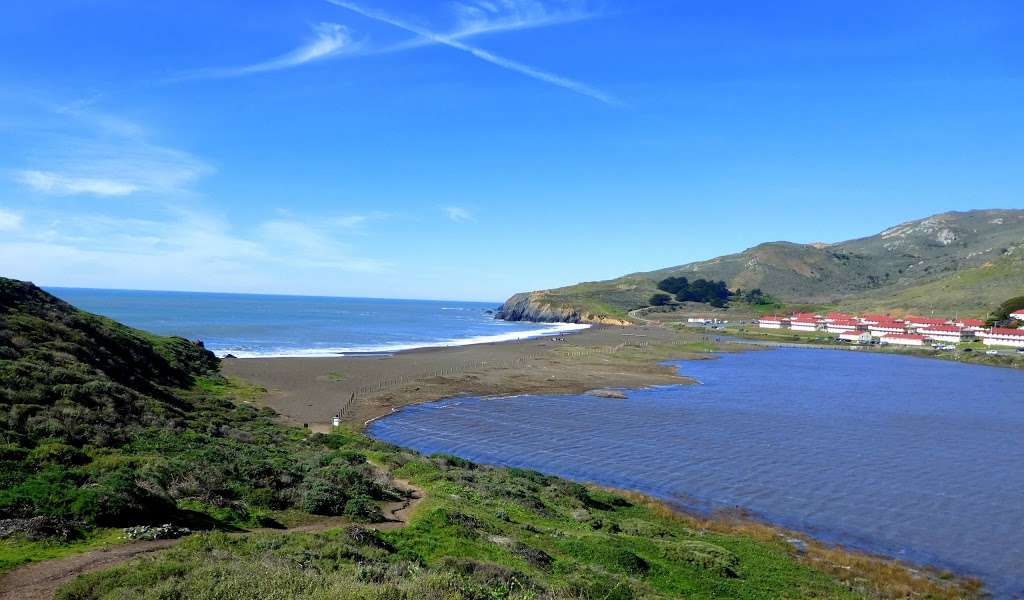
[369,348,1024,596]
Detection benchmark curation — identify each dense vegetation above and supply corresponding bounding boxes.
[57,444,902,600]
[0,278,390,536]
[656,277,732,307]
[988,295,1024,326]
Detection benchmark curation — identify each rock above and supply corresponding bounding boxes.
[223,353,237,359]
[0,516,78,542]
[785,537,809,554]
[586,389,628,399]
[123,523,191,541]
[495,292,632,326]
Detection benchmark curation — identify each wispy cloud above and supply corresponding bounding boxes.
[326,0,618,105]
[0,208,23,232]
[13,105,213,198]
[445,206,474,222]
[16,170,140,197]
[174,22,357,81]
[0,209,391,294]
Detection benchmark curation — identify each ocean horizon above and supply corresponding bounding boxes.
[47,287,588,358]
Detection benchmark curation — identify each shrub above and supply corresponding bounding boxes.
[344,496,383,522]
[71,470,175,526]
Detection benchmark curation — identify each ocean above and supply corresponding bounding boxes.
[46,288,588,358]
[370,348,1024,596]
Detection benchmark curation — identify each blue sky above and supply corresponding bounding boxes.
[0,1,1021,301]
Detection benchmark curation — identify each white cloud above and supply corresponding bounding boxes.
[327,1,617,105]
[0,208,23,231]
[16,170,139,197]
[0,209,391,294]
[13,107,213,198]
[445,206,474,222]
[175,22,358,80]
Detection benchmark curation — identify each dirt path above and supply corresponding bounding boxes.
[0,477,426,600]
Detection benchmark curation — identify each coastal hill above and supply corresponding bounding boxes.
[497,209,1024,323]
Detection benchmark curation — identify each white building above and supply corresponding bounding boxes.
[954,319,987,332]
[758,316,788,330]
[880,333,926,347]
[839,331,872,344]
[903,316,950,331]
[825,320,860,334]
[919,325,974,344]
[790,319,819,332]
[868,322,907,338]
[1010,311,1024,322]
[978,328,1024,348]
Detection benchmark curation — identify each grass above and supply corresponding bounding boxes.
[54,444,983,600]
[0,528,123,573]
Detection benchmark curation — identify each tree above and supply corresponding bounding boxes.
[656,276,689,296]
[988,296,1024,327]
[649,293,672,307]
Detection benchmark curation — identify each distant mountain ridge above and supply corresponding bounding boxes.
[497,209,1024,323]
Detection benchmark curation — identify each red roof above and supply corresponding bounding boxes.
[956,319,985,327]
[904,316,948,325]
[985,328,1024,337]
[1010,311,1024,317]
[883,333,925,341]
[828,319,859,326]
[920,325,965,333]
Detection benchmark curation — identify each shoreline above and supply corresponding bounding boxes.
[211,321,592,359]
[222,323,701,429]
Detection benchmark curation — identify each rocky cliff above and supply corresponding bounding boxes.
[496,292,632,326]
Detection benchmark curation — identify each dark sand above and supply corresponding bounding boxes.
[222,325,709,430]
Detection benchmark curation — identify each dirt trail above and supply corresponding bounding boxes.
[0,477,426,600]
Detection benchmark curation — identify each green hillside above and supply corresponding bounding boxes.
[498,209,1024,321]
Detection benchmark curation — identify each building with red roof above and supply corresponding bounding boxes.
[1010,311,1024,322]
[825,320,860,334]
[919,324,974,344]
[879,333,926,347]
[954,318,987,331]
[757,316,789,330]
[790,317,820,332]
[867,322,907,337]
[904,316,951,330]
[978,328,1024,348]
[838,331,872,344]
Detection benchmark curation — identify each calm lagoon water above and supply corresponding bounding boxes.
[369,349,1024,596]
[46,288,587,357]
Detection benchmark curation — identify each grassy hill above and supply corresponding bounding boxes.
[498,209,1024,322]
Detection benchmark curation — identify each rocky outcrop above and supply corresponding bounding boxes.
[495,292,632,326]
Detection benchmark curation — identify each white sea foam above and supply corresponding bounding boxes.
[216,322,591,358]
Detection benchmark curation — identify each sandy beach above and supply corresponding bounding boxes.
[222,324,724,429]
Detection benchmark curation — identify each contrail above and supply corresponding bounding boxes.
[325,0,619,106]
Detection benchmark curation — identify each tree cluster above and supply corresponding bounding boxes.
[656,276,732,307]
